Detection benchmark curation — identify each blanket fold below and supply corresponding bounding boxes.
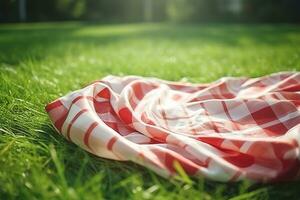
[46,72,300,182]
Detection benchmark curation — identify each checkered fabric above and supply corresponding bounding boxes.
[46,72,300,182]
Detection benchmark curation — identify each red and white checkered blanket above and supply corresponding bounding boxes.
[46,72,300,182]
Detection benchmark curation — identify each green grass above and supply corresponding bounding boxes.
[1,22,300,200]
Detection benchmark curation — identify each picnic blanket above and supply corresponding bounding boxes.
[46,72,300,182]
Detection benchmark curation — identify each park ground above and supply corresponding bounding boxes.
[0,22,300,199]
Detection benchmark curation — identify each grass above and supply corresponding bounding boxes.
[0,22,300,200]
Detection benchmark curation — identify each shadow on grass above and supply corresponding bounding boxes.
[1,23,299,66]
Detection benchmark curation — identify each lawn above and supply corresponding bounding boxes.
[0,22,300,200]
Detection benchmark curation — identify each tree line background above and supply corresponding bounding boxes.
[1,0,300,23]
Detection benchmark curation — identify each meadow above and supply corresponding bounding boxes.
[0,22,300,199]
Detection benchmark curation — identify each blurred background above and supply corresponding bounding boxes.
[1,0,300,24]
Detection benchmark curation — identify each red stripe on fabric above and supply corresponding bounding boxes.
[104,121,119,132]
[146,126,168,142]
[129,95,138,109]
[221,101,240,131]
[45,100,63,112]
[107,136,118,151]
[159,98,169,129]
[97,88,111,99]
[250,106,277,125]
[118,107,133,124]
[223,152,254,168]
[263,122,288,136]
[219,82,235,99]
[66,109,89,141]
[200,102,220,133]
[275,159,300,181]
[132,82,144,100]
[141,112,156,125]
[84,122,99,149]
[182,106,197,135]
[54,109,68,133]
[94,101,112,114]
[72,95,94,104]
[198,137,224,147]
[55,96,94,134]
[281,83,300,92]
